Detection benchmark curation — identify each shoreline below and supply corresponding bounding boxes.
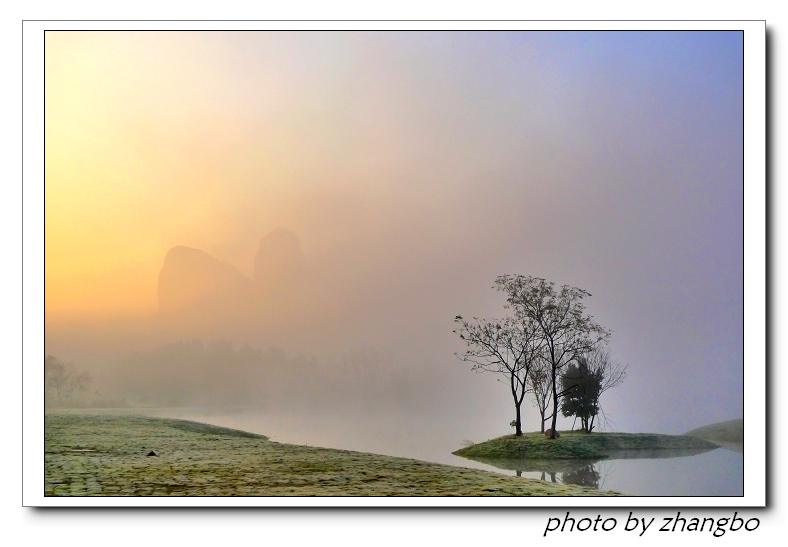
[45,413,621,497]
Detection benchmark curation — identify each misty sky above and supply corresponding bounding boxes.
[44,31,743,435]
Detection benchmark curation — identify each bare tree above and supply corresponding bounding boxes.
[453,314,542,436]
[527,357,553,433]
[45,355,91,405]
[495,275,610,439]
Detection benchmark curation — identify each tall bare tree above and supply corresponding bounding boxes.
[453,314,542,436]
[527,357,553,433]
[495,275,611,439]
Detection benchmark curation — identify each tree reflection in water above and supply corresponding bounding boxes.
[459,446,717,491]
[516,463,600,487]
[562,463,601,489]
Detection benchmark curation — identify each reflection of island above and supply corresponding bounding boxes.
[460,446,717,490]
[707,440,743,453]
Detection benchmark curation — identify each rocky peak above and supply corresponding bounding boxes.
[158,246,252,314]
[253,228,305,287]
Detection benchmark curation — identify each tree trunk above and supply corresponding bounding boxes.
[549,372,559,438]
[515,403,523,436]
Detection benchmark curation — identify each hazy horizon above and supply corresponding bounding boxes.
[45,30,743,437]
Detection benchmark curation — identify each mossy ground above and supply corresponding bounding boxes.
[44,413,621,497]
[453,430,719,460]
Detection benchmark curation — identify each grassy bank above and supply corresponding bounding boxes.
[453,431,719,460]
[683,418,743,454]
[684,419,743,444]
[44,413,620,496]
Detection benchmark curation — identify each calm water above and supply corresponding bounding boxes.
[462,449,744,496]
[98,407,744,497]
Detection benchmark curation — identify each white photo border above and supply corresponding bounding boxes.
[24,19,765,508]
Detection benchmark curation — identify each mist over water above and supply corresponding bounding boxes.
[45,30,743,454]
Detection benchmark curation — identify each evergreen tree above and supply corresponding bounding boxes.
[560,360,602,432]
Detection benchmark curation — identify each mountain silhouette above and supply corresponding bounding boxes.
[157,246,253,316]
[156,230,309,327]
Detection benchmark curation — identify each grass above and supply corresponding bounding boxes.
[44,413,621,497]
[452,430,719,460]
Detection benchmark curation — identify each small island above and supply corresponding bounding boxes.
[452,420,742,491]
[453,430,719,461]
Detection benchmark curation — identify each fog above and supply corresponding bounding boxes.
[44,31,743,440]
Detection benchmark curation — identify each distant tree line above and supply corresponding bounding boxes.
[104,340,443,413]
[454,275,627,438]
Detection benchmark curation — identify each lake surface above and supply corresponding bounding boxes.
[92,407,744,497]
